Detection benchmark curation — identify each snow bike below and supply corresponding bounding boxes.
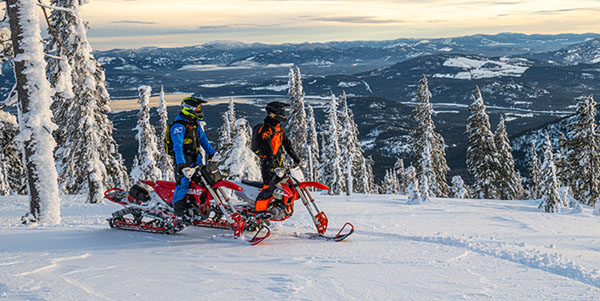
[104,162,246,238]
[231,165,355,245]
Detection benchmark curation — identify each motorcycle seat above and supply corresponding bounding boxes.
[242,180,264,188]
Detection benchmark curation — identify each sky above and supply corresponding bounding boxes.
[78,0,600,50]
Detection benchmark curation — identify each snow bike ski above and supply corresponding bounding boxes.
[105,162,246,239]
[232,166,355,245]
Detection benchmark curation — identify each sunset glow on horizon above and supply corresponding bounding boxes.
[78,0,600,50]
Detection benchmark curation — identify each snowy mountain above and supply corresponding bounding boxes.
[522,38,600,65]
[2,194,600,299]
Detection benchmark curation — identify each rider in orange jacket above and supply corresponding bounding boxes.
[254,101,305,218]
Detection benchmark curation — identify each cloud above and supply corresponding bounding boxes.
[302,16,404,24]
[111,20,157,25]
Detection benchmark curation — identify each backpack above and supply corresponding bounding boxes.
[165,120,186,157]
[250,123,264,157]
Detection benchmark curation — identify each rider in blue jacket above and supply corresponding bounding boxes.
[170,97,218,223]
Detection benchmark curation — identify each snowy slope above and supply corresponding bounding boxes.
[1,195,600,299]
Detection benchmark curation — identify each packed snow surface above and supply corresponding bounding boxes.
[1,195,600,299]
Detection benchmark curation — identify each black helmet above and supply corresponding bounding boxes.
[266,101,288,122]
[181,96,208,120]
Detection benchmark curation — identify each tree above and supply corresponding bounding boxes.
[419,143,432,202]
[286,66,308,167]
[539,134,561,213]
[527,142,542,200]
[305,104,320,182]
[406,167,422,205]
[338,91,372,193]
[47,0,128,202]
[394,159,407,194]
[451,176,470,199]
[0,111,25,195]
[318,93,344,195]
[465,86,501,199]
[130,86,162,183]
[381,169,395,194]
[156,85,173,180]
[564,95,600,206]
[493,115,523,199]
[410,75,450,197]
[7,0,61,223]
[221,119,261,181]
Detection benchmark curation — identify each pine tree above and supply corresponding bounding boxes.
[564,95,600,206]
[130,86,162,183]
[539,134,561,213]
[382,169,395,194]
[286,66,308,167]
[419,143,432,202]
[410,75,450,197]
[365,155,377,194]
[318,93,344,195]
[0,111,25,195]
[221,119,261,181]
[528,142,542,200]
[465,86,501,199]
[47,0,128,202]
[217,99,236,177]
[493,115,523,200]
[451,176,470,199]
[305,104,320,182]
[7,0,61,223]
[338,91,372,193]
[394,159,407,194]
[554,133,568,185]
[156,85,173,181]
[406,167,422,205]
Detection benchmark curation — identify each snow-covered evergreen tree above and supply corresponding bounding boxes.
[130,86,162,183]
[305,104,320,182]
[465,86,501,199]
[365,155,378,194]
[493,115,523,200]
[318,93,344,195]
[156,85,173,181]
[7,0,61,223]
[554,133,568,185]
[419,143,432,203]
[221,119,261,181]
[382,169,395,194]
[564,95,600,206]
[528,142,542,200]
[406,167,422,205]
[539,134,561,213]
[410,75,450,197]
[338,91,372,193]
[394,158,407,194]
[0,111,24,195]
[451,176,470,199]
[286,66,308,167]
[46,0,128,202]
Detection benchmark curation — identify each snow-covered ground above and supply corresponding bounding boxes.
[1,194,600,300]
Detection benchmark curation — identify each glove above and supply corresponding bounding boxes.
[297,160,307,169]
[209,152,222,162]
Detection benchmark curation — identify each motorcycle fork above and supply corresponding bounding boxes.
[203,178,245,237]
[293,179,328,234]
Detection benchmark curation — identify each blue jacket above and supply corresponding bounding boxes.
[170,113,215,166]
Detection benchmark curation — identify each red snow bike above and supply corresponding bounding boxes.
[231,165,354,244]
[104,162,246,238]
